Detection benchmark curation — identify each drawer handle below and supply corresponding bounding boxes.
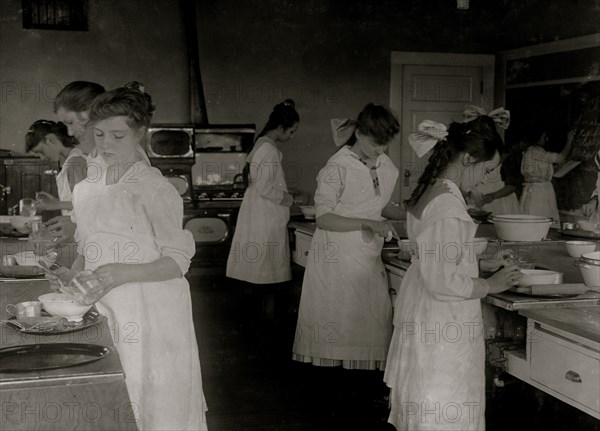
[304,251,309,256]
[565,370,582,383]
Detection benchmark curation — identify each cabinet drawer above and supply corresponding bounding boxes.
[530,327,600,413]
[385,264,404,309]
[293,231,312,267]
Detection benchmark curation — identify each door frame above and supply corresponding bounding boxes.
[389,51,495,201]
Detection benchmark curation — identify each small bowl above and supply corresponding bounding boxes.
[518,269,563,287]
[9,216,41,233]
[38,293,92,322]
[565,241,597,258]
[299,206,316,219]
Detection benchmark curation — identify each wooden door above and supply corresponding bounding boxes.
[1,158,59,215]
[389,52,495,202]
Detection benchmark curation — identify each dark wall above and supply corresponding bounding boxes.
[1,0,598,197]
[196,0,600,196]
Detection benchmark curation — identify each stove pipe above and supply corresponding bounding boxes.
[181,0,208,124]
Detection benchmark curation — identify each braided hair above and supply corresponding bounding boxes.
[405,116,504,208]
[25,120,77,152]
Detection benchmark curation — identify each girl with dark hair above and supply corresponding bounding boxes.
[226,99,300,284]
[293,103,403,370]
[519,126,574,225]
[47,82,207,430]
[384,115,522,430]
[26,120,87,215]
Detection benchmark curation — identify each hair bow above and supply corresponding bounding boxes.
[463,105,510,129]
[331,118,357,147]
[408,120,448,158]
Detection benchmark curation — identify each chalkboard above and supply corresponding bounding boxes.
[570,88,600,161]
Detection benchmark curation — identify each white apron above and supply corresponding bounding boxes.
[72,161,207,431]
[226,137,291,284]
[55,147,86,215]
[519,182,560,225]
[292,147,399,369]
[471,179,520,216]
[384,180,487,431]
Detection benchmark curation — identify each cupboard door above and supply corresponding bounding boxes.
[2,159,59,214]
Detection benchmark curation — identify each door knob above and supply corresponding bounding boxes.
[403,169,412,187]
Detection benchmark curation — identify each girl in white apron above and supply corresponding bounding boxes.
[519,129,573,226]
[293,104,402,370]
[469,145,524,215]
[55,82,207,430]
[226,100,299,284]
[26,120,88,215]
[384,114,522,431]
[45,81,151,244]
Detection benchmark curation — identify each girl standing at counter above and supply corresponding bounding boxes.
[384,116,521,430]
[26,120,87,215]
[226,99,299,285]
[42,81,105,244]
[59,82,207,430]
[519,127,573,224]
[293,104,400,370]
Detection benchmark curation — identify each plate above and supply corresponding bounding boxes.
[0,266,45,279]
[0,343,112,373]
[5,309,104,334]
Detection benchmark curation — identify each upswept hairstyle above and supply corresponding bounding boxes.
[243,99,300,184]
[25,120,77,152]
[346,103,400,147]
[53,81,105,113]
[405,116,504,208]
[89,81,155,129]
[256,99,300,139]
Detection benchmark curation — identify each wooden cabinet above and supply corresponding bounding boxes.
[0,158,59,215]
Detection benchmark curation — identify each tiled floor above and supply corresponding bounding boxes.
[190,271,599,431]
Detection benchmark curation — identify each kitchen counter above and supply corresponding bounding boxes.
[0,280,137,430]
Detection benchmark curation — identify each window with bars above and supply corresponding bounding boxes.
[22,0,88,31]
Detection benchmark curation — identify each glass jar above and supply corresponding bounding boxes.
[70,271,110,305]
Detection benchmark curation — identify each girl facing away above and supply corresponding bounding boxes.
[384,115,521,431]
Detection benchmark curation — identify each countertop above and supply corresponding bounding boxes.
[521,306,600,344]
[288,220,600,308]
[0,280,125,389]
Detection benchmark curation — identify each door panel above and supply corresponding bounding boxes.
[389,53,495,203]
[400,65,483,201]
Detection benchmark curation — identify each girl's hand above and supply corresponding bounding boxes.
[84,263,133,291]
[487,265,522,294]
[479,249,513,273]
[45,216,77,245]
[361,220,398,243]
[581,197,598,217]
[45,266,77,293]
[35,192,59,212]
